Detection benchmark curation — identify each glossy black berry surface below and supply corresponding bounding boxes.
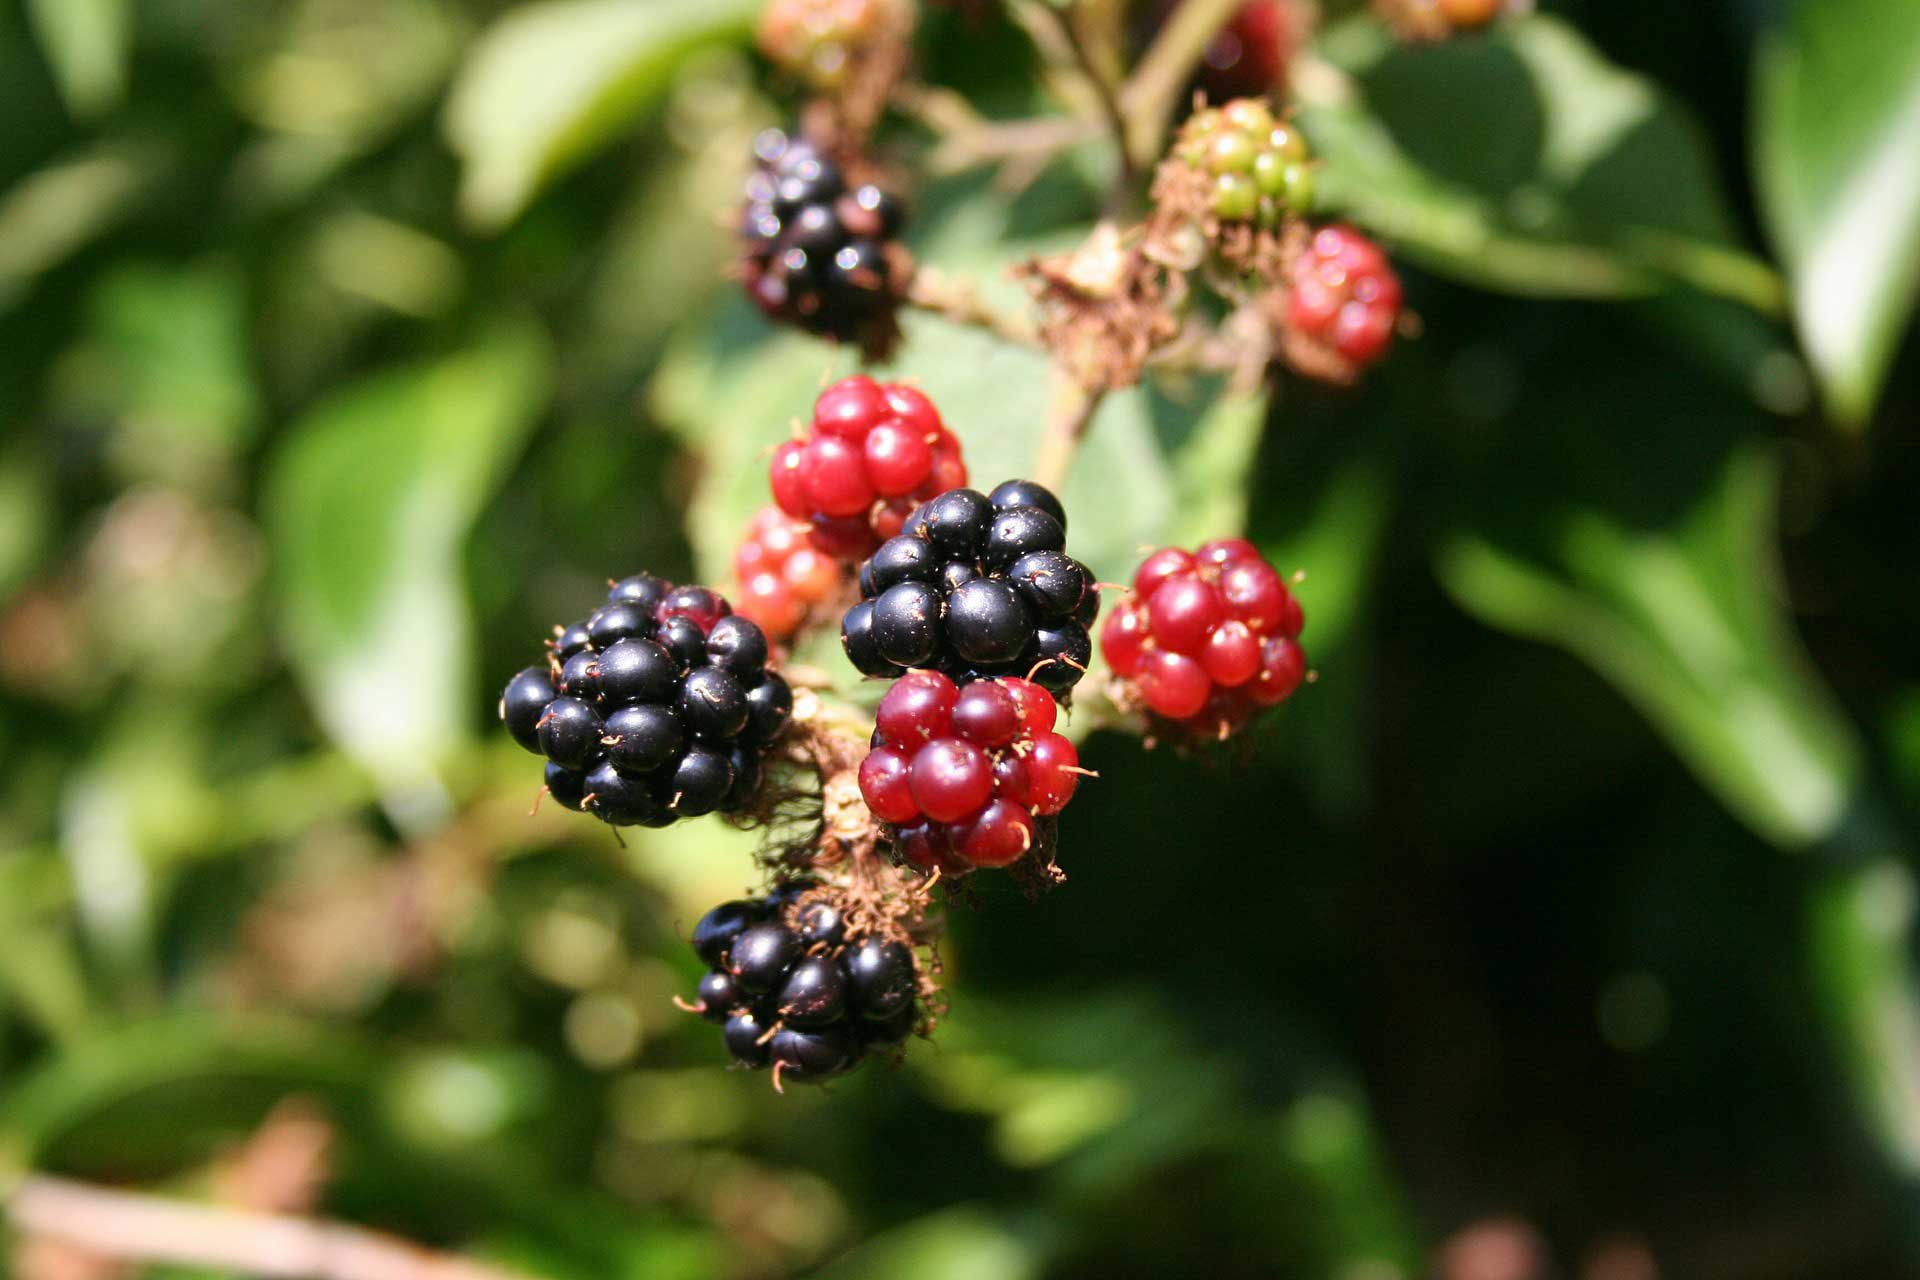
[839,482,1097,697]
[499,575,793,827]
[739,129,904,345]
[682,886,924,1086]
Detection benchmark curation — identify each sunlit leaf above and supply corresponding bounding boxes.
[445,0,759,230]
[1755,0,1920,425]
[265,322,552,809]
[1302,15,1783,311]
[1810,856,1920,1177]
[25,0,128,119]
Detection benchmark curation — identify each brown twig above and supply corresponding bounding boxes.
[904,268,1041,347]
[7,1174,543,1280]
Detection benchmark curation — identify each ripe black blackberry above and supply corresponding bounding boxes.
[840,480,1098,697]
[499,574,793,827]
[739,128,905,348]
[683,886,922,1088]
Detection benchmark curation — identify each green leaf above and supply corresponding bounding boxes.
[0,139,166,310]
[264,322,551,805]
[1437,443,1859,849]
[1755,0,1920,426]
[25,0,129,120]
[1301,14,1783,311]
[1165,389,1268,547]
[445,0,759,231]
[1810,853,1920,1177]
[811,1208,1040,1280]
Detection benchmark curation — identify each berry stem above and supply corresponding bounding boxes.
[896,83,1102,179]
[903,268,1041,346]
[1119,0,1250,171]
[1032,370,1105,492]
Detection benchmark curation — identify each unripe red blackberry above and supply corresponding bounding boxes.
[1285,224,1402,369]
[732,506,850,642]
[1100,538,1307,740]
[840,480,1096,697]
[1195,1,1301,102]
[858,670,1083,876]
[500,575,793,826]
[772,375,968,560]
[1170,98,1313,229]
[739,130,906,348]
[681,886,926,1088]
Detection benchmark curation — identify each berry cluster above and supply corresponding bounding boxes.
[772,375,968,560]
[500,575,792,826]
[1286,224,1403,368]
[1100,539,1307,738]
[841,481,1097,697]
[1171,98,1313,229]
[733,506,849,643]
[758,0,897,92]
[685,886,921,1087]
[740,131,905,347]
[859,672,1081,875]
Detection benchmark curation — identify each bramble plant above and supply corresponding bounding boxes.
[496,0,1429,1088]
[10,0,1920,1274]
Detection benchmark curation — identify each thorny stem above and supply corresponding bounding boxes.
[1118,0,1246,170]
[6,1173,540,1280]
[1032,371,1105,491]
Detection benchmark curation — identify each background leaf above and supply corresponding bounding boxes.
[1754,0,1920,425]
[265,322,552,809]
[1438,442,1859,849]
[1302,15,1782,311]
[445,0,760,230]
[24,0,127,120]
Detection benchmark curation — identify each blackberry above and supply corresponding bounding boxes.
[500,575,793,826]
[739,130,906,348]
[1168,98,1313,228]
[1100,539,1308,740]
[732,506,850,643]
[681,888,926,1088]
[1285,224,1402,370]
[858,670,1084,876]
[840,482,1097,696]
[771,375,968,560]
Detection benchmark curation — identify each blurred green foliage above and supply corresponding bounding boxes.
[0,1,1917,1277]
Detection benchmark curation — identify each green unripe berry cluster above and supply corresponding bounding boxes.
[1173,99,1313,228]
